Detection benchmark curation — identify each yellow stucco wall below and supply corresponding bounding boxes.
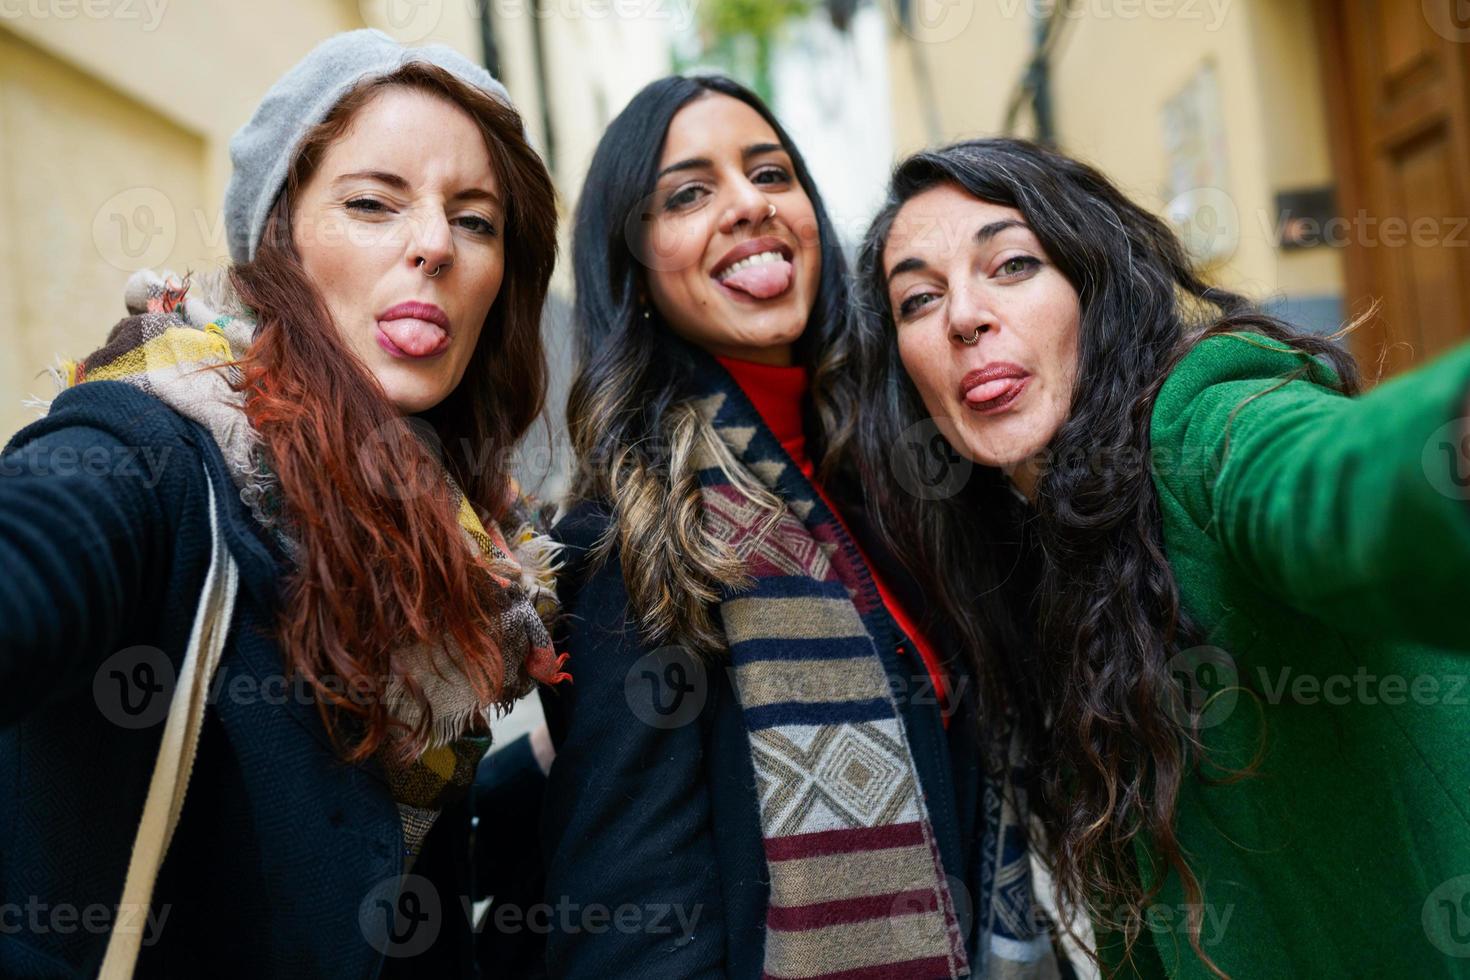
[885,0,1344,316]
[887,0,1035,150]
[0,26,213,439]
[0,2,491,441]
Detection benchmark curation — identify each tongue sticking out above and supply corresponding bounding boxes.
[379,317,449,357]
[719,259,793,300]
[965,378,1018,404]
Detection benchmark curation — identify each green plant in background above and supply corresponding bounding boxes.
[693,0,817,101]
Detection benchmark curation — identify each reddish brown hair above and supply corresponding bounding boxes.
[230,62,558,763]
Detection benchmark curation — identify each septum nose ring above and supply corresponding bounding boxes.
[960,326,986,345]
[416,257,450,278]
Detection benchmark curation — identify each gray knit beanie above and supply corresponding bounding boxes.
[224,28,516,264]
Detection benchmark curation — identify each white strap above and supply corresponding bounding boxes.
[99,465,239,978]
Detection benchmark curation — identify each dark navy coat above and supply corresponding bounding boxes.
[537,493,991,979]
[0,381,486,979]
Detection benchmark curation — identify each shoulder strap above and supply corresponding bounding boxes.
[100,463,239,978]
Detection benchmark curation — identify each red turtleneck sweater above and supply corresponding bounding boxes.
[715,355,952,725]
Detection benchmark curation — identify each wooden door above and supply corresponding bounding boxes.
[1317,0,1470,376]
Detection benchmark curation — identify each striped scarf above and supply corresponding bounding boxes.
[43,268,568,860]
[690,357,1058,979]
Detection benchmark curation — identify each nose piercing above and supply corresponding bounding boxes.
[766,203,776,219]
[416,257,451,278]
[960,326,986,345]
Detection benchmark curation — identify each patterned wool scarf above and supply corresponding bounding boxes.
[42,269,567,860]
[689,358,1059,980]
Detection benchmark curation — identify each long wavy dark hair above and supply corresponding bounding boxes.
[565,74,859,653]
[844,138,1360,975]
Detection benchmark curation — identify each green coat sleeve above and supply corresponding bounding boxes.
[1151,332,1470,650]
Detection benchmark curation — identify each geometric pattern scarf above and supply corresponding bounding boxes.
[42,268,569,861]
[689,356,1061,979]
[691,363,969,979]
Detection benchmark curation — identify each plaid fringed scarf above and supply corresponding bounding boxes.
[43,268,568,861]
[689,357,1059,980]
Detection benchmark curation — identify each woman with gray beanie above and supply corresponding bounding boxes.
[0,29,562,979]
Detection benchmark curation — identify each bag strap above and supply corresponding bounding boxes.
[99,465,240,978]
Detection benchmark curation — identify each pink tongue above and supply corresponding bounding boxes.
[380,317,448,357]
[966,378,1016,404]
[720,259,793,299]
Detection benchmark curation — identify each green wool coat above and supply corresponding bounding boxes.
[1101,333,1470,978]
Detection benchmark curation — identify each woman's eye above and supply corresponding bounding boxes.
[997,256,1040,278]
[898,292,938,319]
[345,198,388,214]
[455,215,498,236]
[665,185,706,211]
[753,166,791,185]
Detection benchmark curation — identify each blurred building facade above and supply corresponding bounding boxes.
[8,0,1460,450]
[886,0,1470,377]
[0,0,675,449]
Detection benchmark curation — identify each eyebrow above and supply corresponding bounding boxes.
[655,142,787,181]
[885,219,1030,285]
[332,170,501,205]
